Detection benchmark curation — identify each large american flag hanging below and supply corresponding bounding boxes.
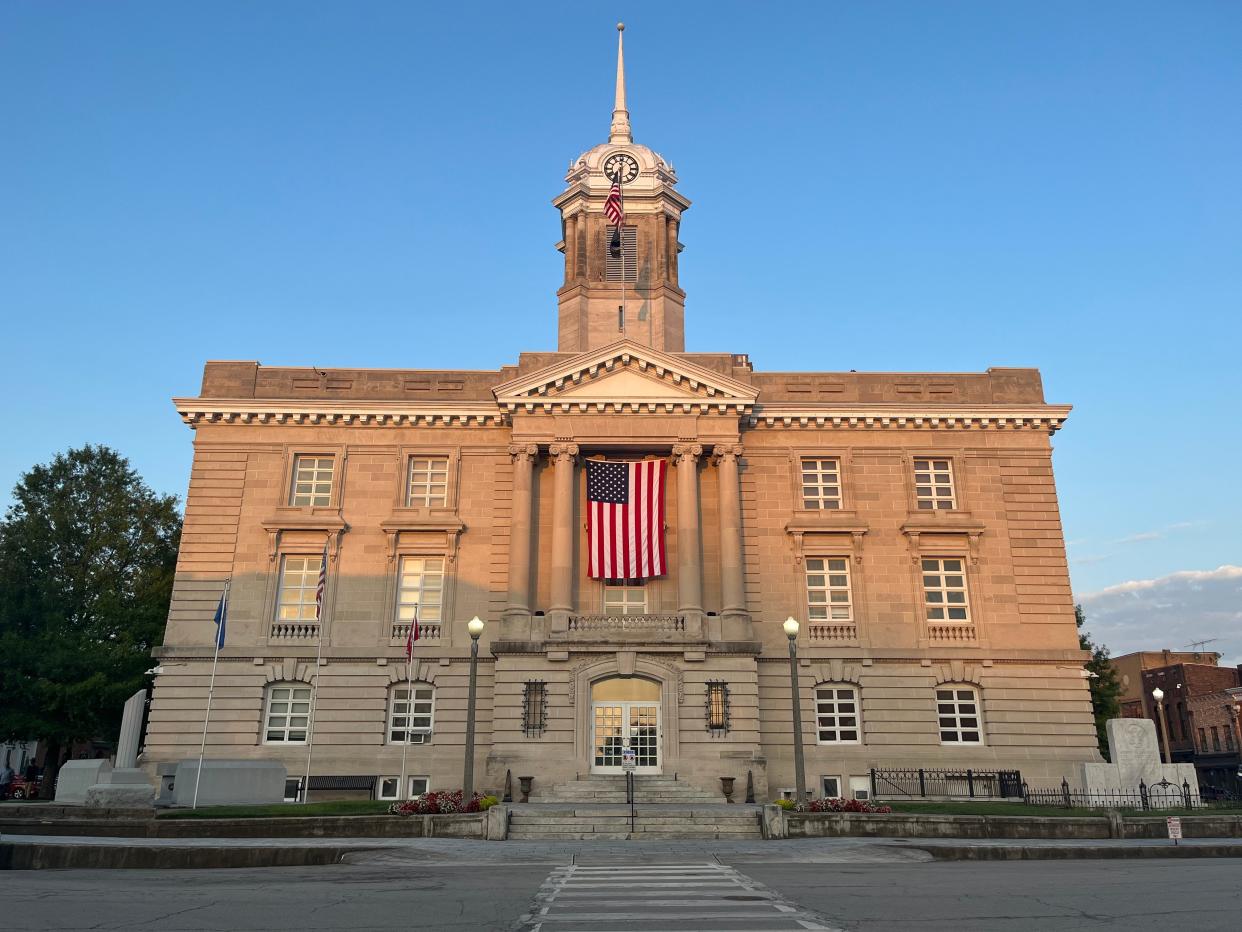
[586,459,667,580]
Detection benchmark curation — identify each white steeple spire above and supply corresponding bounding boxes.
[609,23,632,144]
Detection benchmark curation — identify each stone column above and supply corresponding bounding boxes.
[668,218,680,285]
[714,443,749,636]
[548,442,579,633]
[567,213,579,282]
[673,443,703,633]
[503,444,538,636]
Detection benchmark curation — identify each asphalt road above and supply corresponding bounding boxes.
[1,852,1239,931]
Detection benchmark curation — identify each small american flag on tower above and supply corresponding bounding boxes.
[604,179,624,226]
[405,605,420,661]
[586,459,666,580]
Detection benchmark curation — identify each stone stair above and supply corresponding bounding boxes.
[506,804,763,840]
[540,774,722,804]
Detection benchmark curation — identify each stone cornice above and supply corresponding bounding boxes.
[173,398,508,429]
[747,404,1071,433]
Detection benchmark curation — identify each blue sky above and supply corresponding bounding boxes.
[2,2,1239,659]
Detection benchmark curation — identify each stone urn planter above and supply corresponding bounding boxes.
[518,776,534,803]
[720,776,736,804]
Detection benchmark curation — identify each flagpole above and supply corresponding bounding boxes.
[193,578,229,810]
[619,177,626,335]
[398,605,416,802]
[302,542,330,804]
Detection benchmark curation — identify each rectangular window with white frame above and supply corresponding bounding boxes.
[264,684,312,743]
[396,556,445,625]
[815,685,861,743]
[378,775,430,801]
[289,454,335,507]
[805,558,853,622]
[800,457,842,510]
[603,584,647,615]
[922,557,970,623]
[407,456,450,507]
[913,457,956,510]
[821,776,841,799]
[276,555,323,622]
[388,684,434,744]
[937,687,983,744]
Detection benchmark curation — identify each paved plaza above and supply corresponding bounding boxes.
[2,837,1241,930]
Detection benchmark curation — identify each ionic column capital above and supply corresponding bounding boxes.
[548,442,580,461]
[508,443,539,463]
[671,443,703,463]
[711,443,744,464]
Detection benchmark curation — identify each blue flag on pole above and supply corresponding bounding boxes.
[213,591,227,649]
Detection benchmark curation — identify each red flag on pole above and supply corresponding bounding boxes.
[405,605,420,661]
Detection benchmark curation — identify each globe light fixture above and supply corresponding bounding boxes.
[782,617,800,639]
[467,616,486,639]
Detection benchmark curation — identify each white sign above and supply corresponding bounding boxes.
[1166,817,1183,841]
[621,748,637,771]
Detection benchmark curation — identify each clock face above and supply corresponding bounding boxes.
[604,152,640,184]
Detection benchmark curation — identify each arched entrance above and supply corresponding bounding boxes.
[590,676,662,774]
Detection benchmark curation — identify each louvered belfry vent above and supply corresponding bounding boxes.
[602,226,637,282]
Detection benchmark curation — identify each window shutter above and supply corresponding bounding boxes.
[602,226,637,282]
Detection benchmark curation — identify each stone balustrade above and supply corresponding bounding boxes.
[269,622,320,640]
[929,623,977,642]
[807,623,857,642]
[391,622,442,643]
[568,614,685,633]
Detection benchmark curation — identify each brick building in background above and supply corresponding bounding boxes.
[142,27,1099,801]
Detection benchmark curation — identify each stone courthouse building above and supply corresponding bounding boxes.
[145,28,1099,801]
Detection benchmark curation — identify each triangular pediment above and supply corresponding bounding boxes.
[493,340,758,414]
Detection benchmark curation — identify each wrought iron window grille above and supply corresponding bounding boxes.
[706,680,730,734]
[522,680,548,738]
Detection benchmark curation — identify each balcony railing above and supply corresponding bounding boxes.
[391,622,442,643]
[568,614,685,633]
[807,623,857,642]
[270,622,320,640]
[929,623,977,642]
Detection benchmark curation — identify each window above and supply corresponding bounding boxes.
[913,457,956,510]
[821,776,841,799]
[276,555,323,622]
[602,226,637,282]
[805,558,852,622]
[264,684,312,743]
[389,683,434,744]
[396,557,445,624]
[603,584,647,615]
[800,458,842,510]
[290,455,334,507]
[378,776,429,801]
[706,681,730,733]
[1211,726,1221,751]
[922,558,970,623]
[523,681,547,738]
[1198,727,1208,751]
[1227,728,1235,752]
[815,686,860,743]
[407,456,449,507]
[937,687,983,744]
[849,776,871,801]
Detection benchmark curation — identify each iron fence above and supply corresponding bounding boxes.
[1022,778,1209,810]
[870,767,1023,799]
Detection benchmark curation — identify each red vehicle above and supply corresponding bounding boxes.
[5,774,42,800]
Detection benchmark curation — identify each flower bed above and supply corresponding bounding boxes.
[776,797,892,813]
[388,790,498,815]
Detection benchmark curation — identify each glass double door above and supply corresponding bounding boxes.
[592,702,661,774]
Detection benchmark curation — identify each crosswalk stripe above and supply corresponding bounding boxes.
[518,861,842,932]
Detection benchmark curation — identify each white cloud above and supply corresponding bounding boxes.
[1077,566,1242,667]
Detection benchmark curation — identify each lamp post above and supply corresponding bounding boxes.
[463,616,485,801]
[1152,687,1172,765]
[783,617,807,807]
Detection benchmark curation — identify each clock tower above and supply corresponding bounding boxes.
[554,24,691,353]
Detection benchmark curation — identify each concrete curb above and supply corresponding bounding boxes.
[0,841,393,871]
[916,843,1242,861]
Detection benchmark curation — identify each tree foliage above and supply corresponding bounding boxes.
[0,446,181,759]
[1076,603,1123,760]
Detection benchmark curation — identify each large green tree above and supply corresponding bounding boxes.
[0,445,181,779]
[1076,603,1123,760]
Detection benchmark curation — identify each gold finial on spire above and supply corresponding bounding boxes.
[609,22,632,144]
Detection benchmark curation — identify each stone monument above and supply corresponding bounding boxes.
[1080,718,1198,808]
